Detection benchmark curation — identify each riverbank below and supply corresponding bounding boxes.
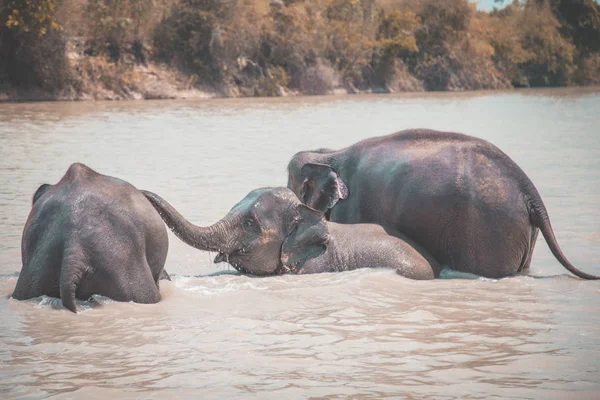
[1,51,597,104]
[0,59,218,102]
[1,0,599,102]
[0,38,404,102]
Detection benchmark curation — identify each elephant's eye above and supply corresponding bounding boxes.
[287,218,300,235]
[243,218,255,230]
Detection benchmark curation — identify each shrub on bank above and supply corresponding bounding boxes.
[1,0,599,98]
[0,0,73,94]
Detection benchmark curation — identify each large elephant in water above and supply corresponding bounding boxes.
[142,187,438,279]
[12,163,169,312]
[286,129,598,280]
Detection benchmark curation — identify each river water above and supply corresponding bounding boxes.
[1,88,599,399]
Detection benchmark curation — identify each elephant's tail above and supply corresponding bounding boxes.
[59,245,86,313]
[530,193,599,280]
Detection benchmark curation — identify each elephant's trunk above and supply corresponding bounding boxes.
[141,190,233,254]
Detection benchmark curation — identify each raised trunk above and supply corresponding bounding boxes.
[141,190,233,253]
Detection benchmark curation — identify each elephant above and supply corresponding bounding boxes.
[12,163,170,313]
[142,187,439,279]
[286,129,599,280]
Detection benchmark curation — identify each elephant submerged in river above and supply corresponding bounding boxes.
[12,163,170,313]
[287,129,599,280]
[142,187,438,279]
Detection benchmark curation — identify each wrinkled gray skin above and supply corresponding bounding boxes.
[142,188,438,279]
[287,129,599,280]
[12,163,170,313]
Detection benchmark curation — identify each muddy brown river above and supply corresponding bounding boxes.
[1,88,599,399]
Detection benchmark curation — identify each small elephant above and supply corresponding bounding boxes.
[142,187,438,279]
[12,163,169,312]
[287,129,599,280]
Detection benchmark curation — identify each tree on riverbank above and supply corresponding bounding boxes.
[1,0,599,100]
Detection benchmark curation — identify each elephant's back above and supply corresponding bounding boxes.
[34,163,167,258]
[74,170,167,256]
[343,129,494,166]
[339,128,525,205]
[331,132,472,224]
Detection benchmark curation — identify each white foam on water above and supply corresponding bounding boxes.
[34,295,64,309]
[171,275,269,296]
[32,294,118,312]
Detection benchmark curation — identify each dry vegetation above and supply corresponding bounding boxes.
[1,0,599,100]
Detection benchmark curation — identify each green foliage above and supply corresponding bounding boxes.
[368,9,419,90]
[2,0,599,96]
[5,0,61,36]
[262,1,330,89]
[519,2,575,86]
[1,0,71,92]
[85,0,154,61]
[547,0,600,53]
[323,0,373,88]
[487,4,531,86]
[416,0,473,53]
[153,4,220,82]
[410,0,504,91]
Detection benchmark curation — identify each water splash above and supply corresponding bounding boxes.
[439,267,498,282]
[171,275,269,296]
[33,294,116,312]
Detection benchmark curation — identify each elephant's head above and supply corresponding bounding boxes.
[287,159,348,215]
[142,188,330,275]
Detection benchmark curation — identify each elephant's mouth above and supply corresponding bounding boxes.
[214,250,250,274]
[214,252,229,264]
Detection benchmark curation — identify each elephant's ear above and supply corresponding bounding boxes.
[32,184,51,205]
[280,204,330,267]
[300,163,348,214]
